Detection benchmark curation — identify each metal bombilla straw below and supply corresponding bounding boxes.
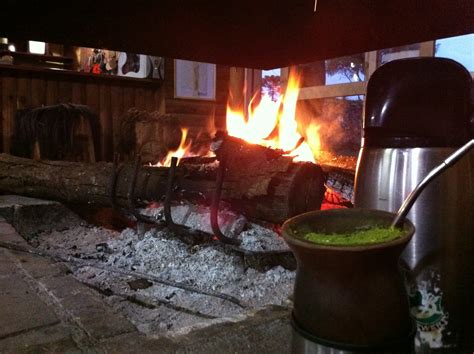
[391,139,474,228]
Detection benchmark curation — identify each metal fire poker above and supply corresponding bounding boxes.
[392,139,474,228]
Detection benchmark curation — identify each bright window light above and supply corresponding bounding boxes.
[435,34,474,72]
[28,41,46,55]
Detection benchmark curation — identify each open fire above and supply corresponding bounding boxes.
[227,70,320,163]
[153,70,321,167]
[152,128,193,167]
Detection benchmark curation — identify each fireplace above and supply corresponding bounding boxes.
[1,1,472,352]
[0,68,338,344]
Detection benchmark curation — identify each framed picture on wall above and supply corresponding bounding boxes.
[174,59,216,100]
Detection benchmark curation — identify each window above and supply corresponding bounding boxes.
[28,41,46,55]
[261,68,281,101]
[435,34,474,72]
[377,44,420,67]
[299,54,366,87]
[240,36,473,165]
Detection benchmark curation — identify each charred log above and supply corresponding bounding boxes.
[0,152,325,224]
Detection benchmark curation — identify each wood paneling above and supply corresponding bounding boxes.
[0,67,165,160]
[0,74,3,150]
[58,80,73,103]
[2,76,16,152]
[122,86,135,111]
[134,87,146,111]
[46,79,59,105]
[31,77,46,107]
[0,62,229,160]
[99,84,112,160]
[164,60,229,133]
[71,81,85,103]
[16,76,31,110]
[110,84,123,152]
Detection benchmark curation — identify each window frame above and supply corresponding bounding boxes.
[296,39,473,101]
[245,38,473,103]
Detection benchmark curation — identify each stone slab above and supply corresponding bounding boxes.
[14,252,70,280]
[0,276,59,338]
[99,333,179,354]
[100,306,292,354]
[39,275,136,340]
[0,217,30,246]
[0,249,21,277]
[173,306,292,354]
[0,195,59,224]
[0,323,79,353]
[11,203,84,241]
[0,195,59,208]
[0,195,84,240]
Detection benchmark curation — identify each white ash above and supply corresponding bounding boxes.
[102,228,294,307]
[140,204,290,253]
[34,222,295,336]
[237,223,289,252]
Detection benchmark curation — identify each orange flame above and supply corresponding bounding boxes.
[153,128,192,167]
[227,71,320,163]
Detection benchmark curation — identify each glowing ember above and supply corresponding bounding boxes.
[152,128,192,167]
[227,70,320,163]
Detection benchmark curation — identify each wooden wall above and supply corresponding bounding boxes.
[0,65,165,161]
[163,60,229,134]
[0,61,230,161]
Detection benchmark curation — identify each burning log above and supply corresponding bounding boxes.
[0,143,325,224]
[209,133,326,222]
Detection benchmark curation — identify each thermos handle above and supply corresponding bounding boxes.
[391,139,474,228]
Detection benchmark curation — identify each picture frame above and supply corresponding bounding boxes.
[174,59,216,100]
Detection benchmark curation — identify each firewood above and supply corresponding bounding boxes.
[0,152,325,224]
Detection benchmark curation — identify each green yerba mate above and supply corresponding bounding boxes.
[303,227,402,246]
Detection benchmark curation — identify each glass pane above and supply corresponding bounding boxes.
[261,68,281,101]
[297,95,364,163]
[435,33,474,72]
[325,54,366,85]
[377,43,420,67]
[298,53,366,87]
[28,40,46,55]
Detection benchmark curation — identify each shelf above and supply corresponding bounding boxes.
[0,62,163,86]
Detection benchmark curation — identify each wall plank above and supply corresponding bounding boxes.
[134,87,146,111]
[2,76,17,153]
[71,81,85,104]
[85,81,100,112]
[122,86,135,111]
[31,76,46,107]
[0,78,3,150]
[144,88,155,112]
[58,80,73,103]
[99,83,112,160]
[110,84,123,152]
[46,79,59,105]
[16,76,31,109]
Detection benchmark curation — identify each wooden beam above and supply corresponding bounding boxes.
[299,82,366,100]
[365,51,378,78]
[419,41,436,57]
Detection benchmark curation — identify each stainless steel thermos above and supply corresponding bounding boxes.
[354,58,474,352]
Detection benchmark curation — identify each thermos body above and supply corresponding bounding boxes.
[354,146,474,350]
[354,147,474,270]
[353,57,473,351]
